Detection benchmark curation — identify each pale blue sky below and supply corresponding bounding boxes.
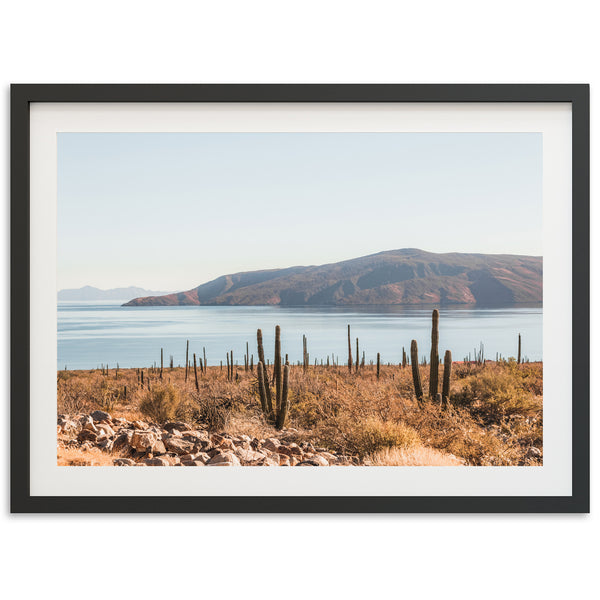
[58,132,542,290]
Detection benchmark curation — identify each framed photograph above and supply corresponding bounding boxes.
[11,84,589,513]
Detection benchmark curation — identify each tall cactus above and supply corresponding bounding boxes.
[517,333,522,364]
[274,325,282,412]
[193,353,199,391]
[302,334,308,372]
[410,339,424,406]
[347,325,353,373]
[275,364,290,429]
[377,352,381,379]
[442,350,452,409]
[160,348,163,380]
[257,325,290,428]
[185,340,189,382]
[257,328,273,412]
[429,309,439,398]
[257,361,270,416]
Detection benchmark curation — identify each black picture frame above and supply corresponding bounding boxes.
[11,84,590,513]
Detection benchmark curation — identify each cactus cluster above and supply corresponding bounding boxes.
[302,334,309,372]
[256,326,290,429]
[410,309,452,410]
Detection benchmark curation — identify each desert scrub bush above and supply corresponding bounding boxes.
[57,378,94,414]
[139,384,181,423]
[190,393,232,430]
[451,368,541,421]
[342,417,420,458]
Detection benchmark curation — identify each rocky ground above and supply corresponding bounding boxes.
[57,410,359,466]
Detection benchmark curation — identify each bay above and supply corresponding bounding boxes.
[57,301,542,370]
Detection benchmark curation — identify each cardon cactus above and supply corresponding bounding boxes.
[257,325,291,429]
[257,362,270,416]
[410,339,424,406]
[442,350,452,409]
[274,325,282,412]
[429,309,439,398]
[193,353,199,391]
[185,340,189,382]
[347,324,353,373]
[257,328,273,412]
[275,364,290,429]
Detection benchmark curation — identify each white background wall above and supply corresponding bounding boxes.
[1,2,596,598]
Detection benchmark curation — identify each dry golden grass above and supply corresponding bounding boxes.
[58,358,542,466]
[57,444,120,466]
[367,446,464,466]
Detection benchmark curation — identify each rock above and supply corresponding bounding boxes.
[332,455,354,465]
[97,438,113,452]
[194,452,211,464]
[77,429,98,443]
[278,443,303,457]
[91,410,111,422]
[207,452,241,466]
[278,454,291,466]
[526,447,542,459]
[113,458,136,466]
[289,456,299,466]
[113,431,133,451]
[296,455,329,466]
[95,423,115,436]
[132,420,148,430]
[319,452,337,462]
[262,438,281,452]
[57,417,79,433]
[164,421,190,432]
[182,460,205,466]
[164,437,195,455]
[131,430,166,453]
[160,454,181,466]
[235,447,265,463]
[153,440,167,454]
[81,416,97,432]
[144,457,170,466]
[257,457,280,467]
[219,438,236,451]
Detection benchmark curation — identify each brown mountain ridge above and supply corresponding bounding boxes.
[123,249,542,307]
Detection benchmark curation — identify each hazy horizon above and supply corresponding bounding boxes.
[58,132,543,290]
[58,247,544,294]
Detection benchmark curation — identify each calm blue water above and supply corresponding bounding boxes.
[57,301,542,370]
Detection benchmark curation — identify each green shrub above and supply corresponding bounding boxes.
[139,384,180,423]
[452,371,540,420]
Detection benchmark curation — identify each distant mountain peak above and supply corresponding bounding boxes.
[123,249,542,307]
[58,286,172,302]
